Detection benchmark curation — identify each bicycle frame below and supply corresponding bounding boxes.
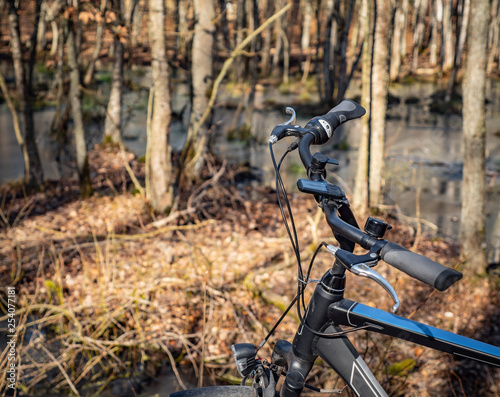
[278,282,500,397]
[277,268,500,397]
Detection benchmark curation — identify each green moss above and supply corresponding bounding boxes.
[288,163,304,175]
[278,82,295,95]
[227,124,254,142]
[35,62,54,76]
[338,139,349,151]
[95,71,112,83]
[298,90,312,103]
[387,359,416,377]
[264,98,277,106]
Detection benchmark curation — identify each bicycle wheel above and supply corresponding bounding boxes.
[170,385,254,396]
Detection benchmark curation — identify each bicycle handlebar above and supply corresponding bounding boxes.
[380,243,462,291]
[296,100,462,291]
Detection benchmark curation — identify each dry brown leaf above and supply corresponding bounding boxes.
[105,10,117,23]
[78,11,95,24]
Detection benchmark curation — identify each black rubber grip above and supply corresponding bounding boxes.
[321,99,366,130]
[380,242,462,291]
[304,100,366,145]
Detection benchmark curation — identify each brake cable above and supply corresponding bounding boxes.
[269,140,374,340]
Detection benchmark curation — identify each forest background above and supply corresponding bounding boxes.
[0,0,500,395]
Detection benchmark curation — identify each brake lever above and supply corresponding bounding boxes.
[269,107,309,144]
[350,263,400,314]
[326,245,400,313]
[282,106,296,126]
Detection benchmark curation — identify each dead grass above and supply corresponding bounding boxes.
[0,147,498,396]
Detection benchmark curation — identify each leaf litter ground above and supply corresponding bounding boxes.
[0,146,498,396]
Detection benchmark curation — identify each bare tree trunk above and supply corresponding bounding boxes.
[442,0,455,71]
[429,0,440,67]
[445,0,470,102]
[261,0,274,76]
[67,6,93,197]
[272,0,285,79]
[281,27,290,84]
[7,0,44,189]
[411,0,428,73]
[320,0,335,106]
[0,69,30,182]
[301,0,312,55]
[46,0,64,56]
[487,0,500,74]
[181,0,215,181]
[36,0,47,52]
[84,0,108,86]
[335,0,355,103]
[353,0,373,215]
[51,23,66,137]
[390,0,405,81]
[235,0,247,81]
[216,0,231,52]
[131,0,144,48]
[176,0,189,62]
[369,0,392,206]
[147,0,174,212]
[460,0,489,274]
[104,35,124,143]
[244,0,261,123]
[400,0,409,58]
[314,0,324,101]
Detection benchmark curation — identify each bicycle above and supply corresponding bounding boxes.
[171,100,500,397]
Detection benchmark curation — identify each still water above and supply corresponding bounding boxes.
[0,79,499,264]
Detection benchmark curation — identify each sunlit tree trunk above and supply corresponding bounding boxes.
[67,3,93,197]
[131,0,144,48]
[390,0,406,81]
[104,0,126,144]
[47,0,64,56]
[7,0,44,189]
[301,0,312,56]
[147,0,175,212]
[442,0,455,71]
[84,0,108,86]
[369,0,392,206]
[353,0,373,215]
[411,0,428,73]
[36,0,47,52]
[181,0,215,181]
[175,0,189,62]
[104,33,124,143]
[429,0,440,67]
[460,0,489,274]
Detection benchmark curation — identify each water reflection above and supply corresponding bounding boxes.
[0,81,499,262]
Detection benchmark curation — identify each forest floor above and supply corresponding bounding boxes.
[0,145,499,396]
